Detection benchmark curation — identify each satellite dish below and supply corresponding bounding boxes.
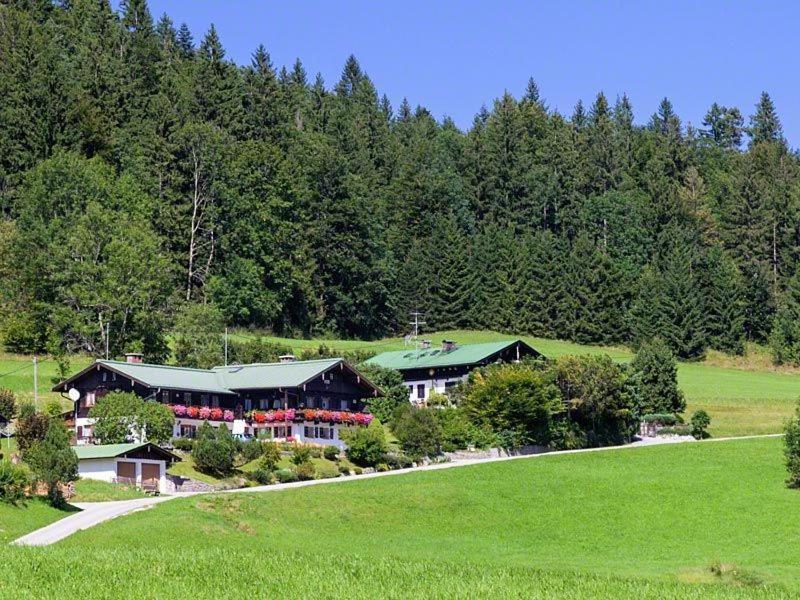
[67,388,80,402]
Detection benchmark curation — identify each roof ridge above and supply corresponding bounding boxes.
[99,360,215,374]
[211,357,342,370]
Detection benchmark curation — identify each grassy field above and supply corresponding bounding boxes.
[1,437,799,598]
[71,478,146,502]
[0,499,77,544]
[2,329,800,437]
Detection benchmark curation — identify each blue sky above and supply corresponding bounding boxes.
[140,1,800,145]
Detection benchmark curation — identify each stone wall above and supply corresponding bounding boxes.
[444,445,550,461]
[165,474,216,493]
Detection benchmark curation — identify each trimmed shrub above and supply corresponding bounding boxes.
[241,440,264,463]
[250,467,275,485]
[308,446,322,459]
[193,424,236,474]
[353,466,363,475]
[293,461,315,481]
[385,452,413,470]
[315,463,340,480]
[341,420,388,467]
[376,463,390,472]
[657,425,692,436]
[641,413,681,426]
[338,464,350,476]
[171,437,194,452]
[290,445,312,466]
[690,410,711,439]
[323,445,339,461]
[392,405,442,460]
[275,469,298,484]
[259,443,282,472]
[0,461,28,505]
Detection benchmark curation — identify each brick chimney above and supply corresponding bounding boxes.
[442,340,457,352]
[420,340,431,350]
[125,352,143,364]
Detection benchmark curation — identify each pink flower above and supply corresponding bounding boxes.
[223,409,234,422]
[171,404,187,417]
[265,411,275,423]
[198,406,211,420]
[330,411,343,423]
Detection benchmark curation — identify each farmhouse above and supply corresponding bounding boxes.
[74,442,180,494]
[366,339,542,403]
[54,354,382,448]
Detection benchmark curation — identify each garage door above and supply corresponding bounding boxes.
[141,463,160,484]
[116,461,136,484]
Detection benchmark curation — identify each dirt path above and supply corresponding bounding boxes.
[11,433,781,546]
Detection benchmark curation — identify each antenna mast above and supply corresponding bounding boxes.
[409,311,426,349]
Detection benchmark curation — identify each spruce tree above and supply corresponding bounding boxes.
[749,91,783,146]
[770,265,800,365]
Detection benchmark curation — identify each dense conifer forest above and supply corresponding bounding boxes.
[2,0,800,363]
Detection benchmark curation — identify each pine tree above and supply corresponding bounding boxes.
[749,92,783,146]
[702,103,744,149]
[770,264,800,365]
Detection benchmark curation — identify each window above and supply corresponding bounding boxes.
[84,391,96,407]
[340,400,348,410]
[304,426,333,440]
[407,385,413,397]
[112,372,116,381]
[102,372,107,382]
[445,380,458,390]
[321,397,329,409]
[163,390,170,403]
[245,398,252,411]
[272,399,281,409]
[304,426,314,438]
[417,384,426,399]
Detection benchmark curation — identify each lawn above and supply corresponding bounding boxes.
[1,437,798,598]
[0,352,91,410]
[0,498,78,544]
[71,478,146,502]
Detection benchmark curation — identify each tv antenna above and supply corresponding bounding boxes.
[408,311,426,348]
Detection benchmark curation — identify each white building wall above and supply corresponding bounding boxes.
[405,375,467,403]
[77,457,168,493]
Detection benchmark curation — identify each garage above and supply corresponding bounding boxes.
[73,443,180,494]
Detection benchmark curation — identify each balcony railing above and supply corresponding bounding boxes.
[165,405,373,426]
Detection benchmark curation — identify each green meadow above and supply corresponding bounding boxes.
[2,437,799,598]
[2,329,800,436]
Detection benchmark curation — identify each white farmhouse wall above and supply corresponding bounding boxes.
[77,458,117,482]
[405,375,467,402]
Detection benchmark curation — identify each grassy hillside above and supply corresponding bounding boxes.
[0,499,77,544]
[1,438,798,598]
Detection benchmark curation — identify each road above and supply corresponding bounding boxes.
[11,433,780,546]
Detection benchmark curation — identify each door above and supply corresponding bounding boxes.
[141,463,160,485]
[116,461,136,485]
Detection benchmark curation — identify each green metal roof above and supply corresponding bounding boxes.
[98,361,232,394]
[56,357,374,395]
[211,358,342,390]
[365,340,537,371]
[73,442,180,462]
[73,443,143,460]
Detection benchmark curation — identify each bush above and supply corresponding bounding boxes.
[463,363,562,448]
[629,339,686,414]
[690,410,711,439]
[437,408,494,452]
[640,413,681,426]
[0,388,16,423]
[171,437,194,452]
[323,445,339,461]
[357,364,409,424]
[241,440,264,463]
[193,423,236,474]
[392,405,442,461]
[25,419,78,506]
[338,464,351,476]
[308,446,322,459]
[786,402,800,488]
[376,463,390,472]
[250,467,275,485]
[656,425,692,436]
[315,463,340,480]
[275,469,298,484]
[385,452,413,469]
[290,445,311,466]
[341,420,388,467]
[90,391,173,444]
[293,461,315,481]
[259,443,282,472]
[353,466,363,475]
[15,403,49,458]
[0,461,28,504]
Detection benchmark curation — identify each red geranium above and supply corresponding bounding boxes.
[186,406,200,419]
[303,409,316,421]
[252,411,267,424]
[274,409,285,422]
[210,407,223,421]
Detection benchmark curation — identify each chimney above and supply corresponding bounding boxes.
[420,340,431,350]
[125,352,143,364]
[279,354,297,364]
[442,340,457,352]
